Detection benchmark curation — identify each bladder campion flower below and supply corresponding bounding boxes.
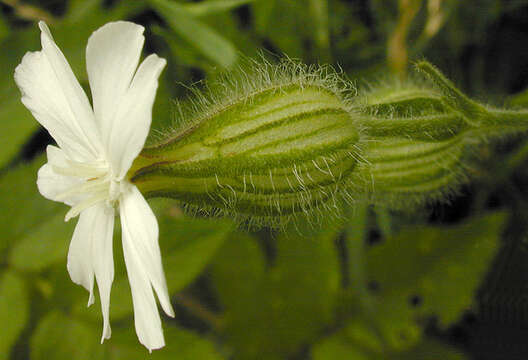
[14,21,174,351]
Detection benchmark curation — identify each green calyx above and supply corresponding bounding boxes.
[129,72,361,225]
[127,60,528,226]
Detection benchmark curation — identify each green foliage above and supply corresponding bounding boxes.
[1,1,528,359]
[31,312,223,360]
[149,0,238,68]
[108,326,223,360]
[9,214,71,272]
[0,158,71,259]
[31,312,104,360]
[311,212,505,360]
[0,271,29,358]
[212,220,341,359]
[0,28,40,169]
[366,213,505,348]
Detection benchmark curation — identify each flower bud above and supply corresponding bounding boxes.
[351,79,469,206]
[357,81,468,141]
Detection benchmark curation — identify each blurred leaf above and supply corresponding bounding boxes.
[64,0,147,24]
[160,213,234,293]
[9,213,72,271]
[31,311,104,360]
[312,337,371,360]
[149,0,238,68]
[109,325,224,359]
[0,271,29,358]
[0,158,70,258]
[183,0,254,17]
[394,339,467,360]
[312,322,467,360]
[509,87,528,107]
[212,220,341,359]
[252,0,309,58]
[311,317,382,360]
[0,27,40,168]
[366,213,505,350]
[0,12,9,42]
[211,231,266,317]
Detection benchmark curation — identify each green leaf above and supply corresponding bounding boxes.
[31,311,104,360]
[312,336,371,360]
[182,0,254,17]
[366,213,505,350]
[0,271,29,358]
[0,27,40,168]
[109,325,224,360]
[161,213,234,293]
[312,323,467,360]
[311,318,382,360]
[212,220,341,359]
[394,339,467,360]
[252,0,309,57]
[0,12,9,42]
[211,231,266,318]
[509,87,528,107]
[149,0,238,68]
[9,213,72,271]
[0,158,71,259]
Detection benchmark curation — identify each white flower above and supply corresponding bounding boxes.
[14,21,175,351]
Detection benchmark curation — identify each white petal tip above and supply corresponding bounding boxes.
[87,293,94,307]
[100,328,112,343]
[165,306,175,318]
[146,343,165,353]
[38,21,52,39]
[38,21,49,32]
[65,207,79,222]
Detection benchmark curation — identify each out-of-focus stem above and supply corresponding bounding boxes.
[387,0,422,78]
[0,0,55,23]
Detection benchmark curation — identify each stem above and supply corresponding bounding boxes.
[346,203,372,309]
[484,108,528,128]
[0,0,55,23]
[173,293,223,329]
[345,203,388,352]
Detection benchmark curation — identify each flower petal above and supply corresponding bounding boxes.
[37,145,83,206]
[67,206,97,305]
[67,202,115,340]
[105,54,166,179]
[120,186,174,351]
[92,205,115,342]
[14,21,101,161]
[86,21,145,150]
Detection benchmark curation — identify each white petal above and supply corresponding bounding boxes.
[37,145,83,206]
[120,186,174,351]
[14,21,101,161]
[104,54,166,179]
[92,205,115,342]
[86,21,145,150]
[67,203,115,339]
[67,205,98,304]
